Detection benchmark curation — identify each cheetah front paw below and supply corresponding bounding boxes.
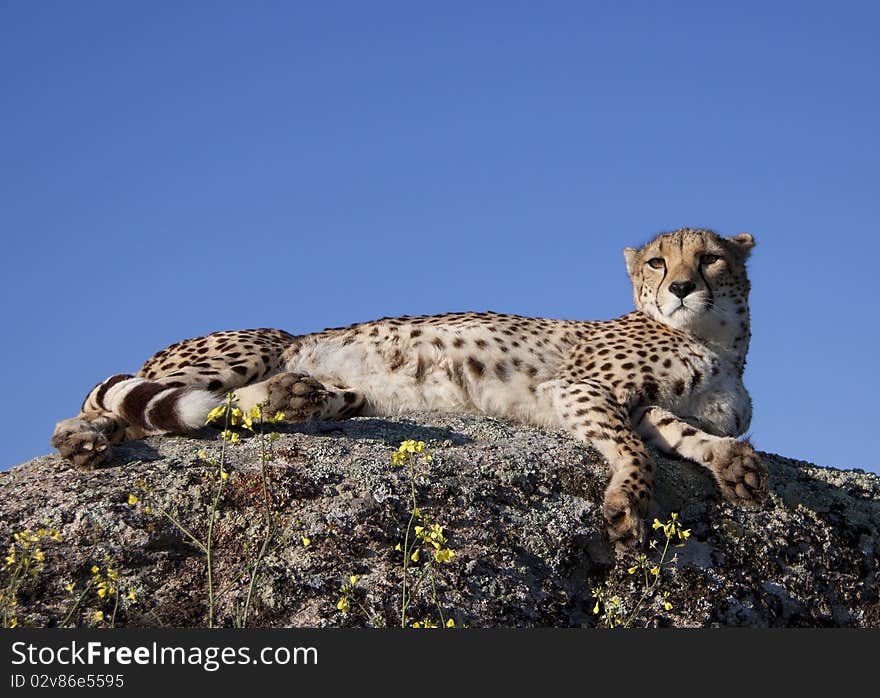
[711,439,768,507]
[603,486,646,551]
[51,416,119,468]
[263,372,328,422]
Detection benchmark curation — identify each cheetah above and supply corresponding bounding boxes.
[52,227,768,548]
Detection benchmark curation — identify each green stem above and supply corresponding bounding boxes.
[623,536,671,628]
[206,479,225,628]
[240,523,273,628]
[354,599,377,626]
[109,591,119,628]
[153,504,208,554]
[60,579,95,628]
[402,564,432,617]
[207,395,232,628]
[259,408,271,515]
[429,565,446,627]
[2,561,23,627]
[400,458,420,628]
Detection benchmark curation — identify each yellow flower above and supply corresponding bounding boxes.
[434,548,455,563]
[220,429,240,444]
[92,610,104,623]
[128,494,139,505]
[414,526,424,536]
[593,601,601,615]
[126,589,138,603]
[411,621,422,628]
[249,405,263,419]
[271,411,285,423]
[50,529,62,542]
[90,565,100,575]
[205,405,227,424]
[97,587,107,599]
[651,519,663,530]
[391,451,406,466]
[650,566,660,576]
[445,619,455,628]
[336,597,350,613]
[301,537,311,547]
[664,601,673,611]
[33,549,45,562]
[9,617,18,628]
[394,543,402,551]
[65,582,76,592]
[106,568,118,581]
[679,528,691,540]
[220,469,230,480]
[349,575,359,586]
[410,549,420,562]
[627,566,638,574]
[144,506,152,515]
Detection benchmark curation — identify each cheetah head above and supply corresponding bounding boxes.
[623,227,754,346]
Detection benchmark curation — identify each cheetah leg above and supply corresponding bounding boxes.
[633,406,768,506]
[553,380,655,550]
[234,372,367,422]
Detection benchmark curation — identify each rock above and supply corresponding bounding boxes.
[1,413,878,628]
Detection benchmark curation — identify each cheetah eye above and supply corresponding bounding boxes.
[700,254,720,266]
[646,258,665,269]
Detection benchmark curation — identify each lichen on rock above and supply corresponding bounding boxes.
[1,413,878,628]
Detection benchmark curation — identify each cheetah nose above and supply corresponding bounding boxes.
[669,281,697,299]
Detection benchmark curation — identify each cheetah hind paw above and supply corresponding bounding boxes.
[602,486,647,552]
[263,372,328,422]
[51,416,121,468]
[712,439,768,507]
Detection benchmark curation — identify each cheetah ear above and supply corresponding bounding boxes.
[623,248,639,277]
[727,233,755,257]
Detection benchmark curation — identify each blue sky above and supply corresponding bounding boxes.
[1,1,878,473]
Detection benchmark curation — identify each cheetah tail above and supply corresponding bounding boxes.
[80,374,222,434]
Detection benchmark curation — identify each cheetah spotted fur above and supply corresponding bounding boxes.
[52,227,768,548]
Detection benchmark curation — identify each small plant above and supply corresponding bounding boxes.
[390,440,457,629]
[60,562,139,628]
[329,440,457,628]
[1,526,61,628]
[592,512,691,628]
[125,394,288,628]
[335,574,378,622]
[232,402,285,628]
[127,393,236,627]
